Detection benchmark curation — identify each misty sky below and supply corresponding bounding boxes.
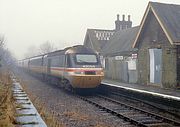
[0,0,180,59]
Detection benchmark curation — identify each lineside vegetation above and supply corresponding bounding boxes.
[0,69,15,126]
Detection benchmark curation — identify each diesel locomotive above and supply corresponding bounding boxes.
[18,45,104,89]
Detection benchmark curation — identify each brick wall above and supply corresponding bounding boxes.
[137,10,177,88]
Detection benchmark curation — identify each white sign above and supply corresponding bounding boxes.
[132,53,137,59]
[128,59,136,70]
[115,56,123,60]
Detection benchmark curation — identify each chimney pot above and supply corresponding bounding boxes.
[117,14,120,20]
[128,15,130,21]
[122,15,125,21]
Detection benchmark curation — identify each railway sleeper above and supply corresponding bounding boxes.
[136,118,162,124]
[141,119,164,125]
[146,123,174,127]
[115,109,132,113]
[133,116,156,121]
[122,112,147,117]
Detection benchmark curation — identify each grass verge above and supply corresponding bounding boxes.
[0,68,16,126]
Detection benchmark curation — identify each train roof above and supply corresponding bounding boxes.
[48,45,97,56]
[65,45,97,54]
[19,54,46,61]
[19,45,98,60]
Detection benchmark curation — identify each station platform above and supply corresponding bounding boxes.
[102,79,180,101]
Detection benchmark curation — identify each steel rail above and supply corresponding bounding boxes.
[77,95,148,127]
[109,91,180,119]
[97,95,180,126]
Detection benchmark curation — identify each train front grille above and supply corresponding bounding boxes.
[84,71,96,75]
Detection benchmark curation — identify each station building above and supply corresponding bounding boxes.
[84,2,180,88]
[133,2,180,88]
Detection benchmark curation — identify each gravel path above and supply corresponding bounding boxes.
[14,69,134,127]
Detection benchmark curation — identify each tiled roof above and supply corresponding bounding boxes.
[151,2,180,43]
[133,2,180,47]
[102,26,139,56]
[83,29,115,53]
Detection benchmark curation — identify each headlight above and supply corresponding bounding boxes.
[96,71,103,75]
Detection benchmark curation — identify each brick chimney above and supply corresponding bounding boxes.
[115,14,132,31]
[115,14,121,31]
[122,14,125,21]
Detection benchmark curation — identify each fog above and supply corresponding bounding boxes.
[0,0,180,59]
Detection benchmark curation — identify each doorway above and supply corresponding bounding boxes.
[149,49,162,84]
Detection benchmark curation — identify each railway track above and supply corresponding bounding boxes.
[20,72,180,126]
[56,83,180,126]
[77,94,180,127]
[106,91,180,120]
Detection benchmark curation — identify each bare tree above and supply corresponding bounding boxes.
[24,45,38,58]
[0,35,16,67]
[38,41,56,55]
[24,41,56,58]
[0,35,5,67]
[0,35,4,48]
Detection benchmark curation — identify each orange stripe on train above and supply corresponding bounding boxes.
[50,67,102,72]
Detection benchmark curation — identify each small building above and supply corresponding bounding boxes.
[133,2,180,88]
[102,26,139,83]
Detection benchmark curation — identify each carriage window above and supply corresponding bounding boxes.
[75,54,98,63]
[66,54,72,67]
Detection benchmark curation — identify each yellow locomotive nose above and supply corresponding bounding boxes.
[68,69,104,88]
[71,75,103,88]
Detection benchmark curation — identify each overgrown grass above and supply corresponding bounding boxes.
[0,68,15,127]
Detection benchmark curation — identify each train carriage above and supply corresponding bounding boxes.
[18,45,104,89]
[29,55,44,74]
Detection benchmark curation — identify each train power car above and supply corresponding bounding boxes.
[20,45,104,89]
